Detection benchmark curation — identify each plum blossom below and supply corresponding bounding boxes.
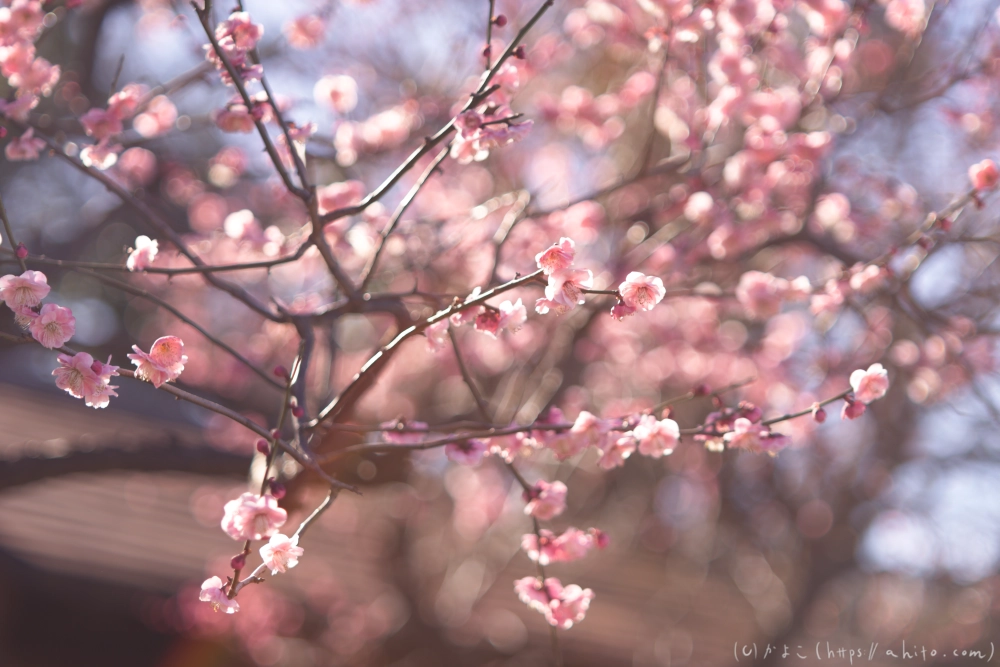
[212,104,256,133]
[126,235,158,271]
[514,577,595,629]
[221,492,287,541]
[736,270,788,319]
[850,363,889,404]
[284,14,325,49]
[570,410,613,449]
[842,400,866,420]
[314,74,358,114]
[535,237,576,275]
[498,298,527,332]
[259,533,304,574]
[632,414,679,457]
[0,269,49,312]
[445,438,489,465]
[723,417,768,450]
[969,159,999,191]
[424,319,450,352]
[618,272,665,311]
[524,480,567,520]
[128,336,187,388]
[28,303,75,348]
[199,576,239,614]
[535,268,593,314]
[521,527,605,565]
[80,141,121,170]
[4,127,45,161]
[52,352,119,409]
[598,435,636,469]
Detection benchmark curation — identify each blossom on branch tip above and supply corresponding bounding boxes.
[260,533,304,574]
[0,269,49,312]
[28,303,75,348]
[4,127,45,161]
[632,414,679,457]
[524,480,567,520]
[521,527,601,565]
[618,272,665,311]
[514,576,594,629]
[128,336,187,388]
[221,492,287,541]
[535,237,576,275]
[850,363,889,404]
[425,319,450,352]
[52,352,119,409]
[199,576,239,614]
[969,159,999,191]
[126,235,158,271]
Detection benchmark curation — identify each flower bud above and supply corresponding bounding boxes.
[493,14,507,26]
[813,407,827,423]
[291,405,305,419]
[255,438,270,454]
[513,45,526,59]
[273,365,289,379]
[482,45,491,59]
[269,479,286,499]
[230,553,246,570]
[693,383,711,397]
[15,243,28,259]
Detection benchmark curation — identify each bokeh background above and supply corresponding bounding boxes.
[2,0,1000,665]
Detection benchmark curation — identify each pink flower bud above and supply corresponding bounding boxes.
[255,438,270,454]
[291,405,305,419]
[693,383,711,397]
[493,14,507,26]
[15,243,28,259]
[813,407,827,423]
[91,360,104,374]
[270,428,281,439]
[0,127,6,139]
[231,553,246,570]
[590,528,610,549]
[968,159,999,190]
[269,479,286,499]
[513,46,526,59]
[483,45,491,59]
[273,364,289,379]
[917,236,933,250]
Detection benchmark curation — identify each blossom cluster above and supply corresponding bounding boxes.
[0,0,58,161]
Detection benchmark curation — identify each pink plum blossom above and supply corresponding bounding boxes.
[199,576,239,614]
[0,269,49,312]
[536,268,593,314]
[524,480,567,520]
[285,15,326,49]
[314,74,358,114]
[126,235,158,271]
[632,414,680,457]
[52,352,119,409]
[80,141,121,170]
[570,410,613,449]
[127,336,187,388]
[221,492,287,541]
[213,104,256,133]
[884,0,926,36]
[535,237,576,275]
[28,303,75,348]
[498,299,527,332]
[521,527,603,565]
[850,363,889,404]
[425,319,450,352]
[598,435,636,469]
[618,271,666,311]
[4,127,45,161]
[969,159,999,191]
[514,577,594,629]
[736,270,788,319]
[260,533,304,574]
[723,417,769,450]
